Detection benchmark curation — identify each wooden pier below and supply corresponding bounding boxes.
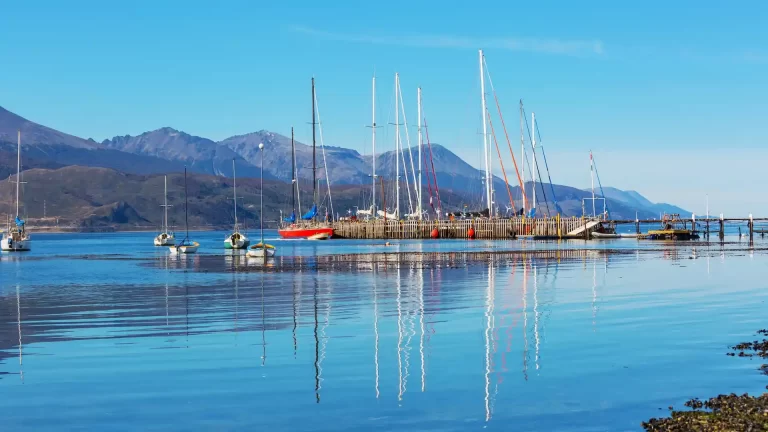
[333,216,594,240]
[332,216,768,240]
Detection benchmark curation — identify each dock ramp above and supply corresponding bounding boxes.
[567,220,601,236]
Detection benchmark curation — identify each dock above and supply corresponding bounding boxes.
[332,216,768,240]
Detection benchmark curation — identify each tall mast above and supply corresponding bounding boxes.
[520,100,526,214]
[531,112,537,213]
[312,77,317,208]
[15,130,21,219]
[163,175,168,232]
[291,127,296,216]
[479,50,492,217]
[590,151,596,218]
[395,72,400,219]
[417,87,422,220]
[371,76,377,215]
[232,159,238,230]
[260,144,265,245]
[184,167,189,241]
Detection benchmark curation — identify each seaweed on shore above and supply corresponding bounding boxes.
[642,393,768,431]
[642,331,768,431]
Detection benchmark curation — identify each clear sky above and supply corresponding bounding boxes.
[2,1,767,214]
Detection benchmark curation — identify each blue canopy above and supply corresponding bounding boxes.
[527,207,537,218]
[284,211,296,223]
[301,204,317,221]
[14,217,25,227]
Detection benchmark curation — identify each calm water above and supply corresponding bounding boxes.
[2,231,768,431]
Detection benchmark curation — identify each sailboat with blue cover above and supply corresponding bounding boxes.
[278,78,334,239]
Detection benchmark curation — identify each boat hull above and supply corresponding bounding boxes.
[154,233,175,246]
[591,232,621,239]
[1,237,31,252]
[169,242,200,254]
[278,226,334,239]
[247,243,276,258]
[224,233,250,250]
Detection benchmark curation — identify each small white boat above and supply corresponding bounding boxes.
[154,232,175,246]
[170,168,198,255]
[225,232,250,249]
[155,175,175,246]
[619,233,639,238]
[170,241,199,254]
[247,243,275,258]
[307,232,330,240]
[224,161,250,250]
[591,232,621,239]
[1,231,31,251]
[2,131,31,252]
[247,142,276,258]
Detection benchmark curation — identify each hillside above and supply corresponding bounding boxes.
[0,105,690,223]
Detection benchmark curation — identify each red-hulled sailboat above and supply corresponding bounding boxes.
[278,78,334,240]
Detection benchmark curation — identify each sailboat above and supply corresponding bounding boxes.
[278,77,334,240]
[169,168,199,254]
[248,143,276,258]
[1,131,31,252]
[225,160,250,249]
[154,175,175,246]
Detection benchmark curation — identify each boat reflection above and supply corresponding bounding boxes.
[0,249,647,423]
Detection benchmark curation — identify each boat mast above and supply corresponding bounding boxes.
[479,50,492,217]
[590,151,596,218]
[260,143,265,245]
[312,77,317,214]
[163,175,168,232]
[371,75,377,215]
[531,112,536,213]
[291,127,296,217]
[232,159,238,231]
[184,167,189,241]
[15,130,21,219]
[520,100,526,214]
[417,87,422,220]
[395,72,400,220]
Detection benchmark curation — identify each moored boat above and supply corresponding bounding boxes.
[248,142,276,258]
[170,241,199,254]
[591,232,620,239]
[169,168,199,254]
[277,78,335,240]
[224,160,250,250]
[2,131,31,252]
[643,214,699,240]
[247,242,276,258]
[279,223,334,239]
[154,175,175,246]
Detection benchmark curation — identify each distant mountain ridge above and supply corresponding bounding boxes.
[586,186,690,217]
[0,105,688,222]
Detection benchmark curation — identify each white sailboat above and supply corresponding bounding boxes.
[224,160,250,249]
[154,175,175,246]
[1,131,31,252]
[169,168,199,254]
[248,143,276,258]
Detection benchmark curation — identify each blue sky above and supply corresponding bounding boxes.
[2,1,768,214]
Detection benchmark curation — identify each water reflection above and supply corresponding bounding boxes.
[3,247,766,429]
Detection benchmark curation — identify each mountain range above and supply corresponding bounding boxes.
[0,105,688,229]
